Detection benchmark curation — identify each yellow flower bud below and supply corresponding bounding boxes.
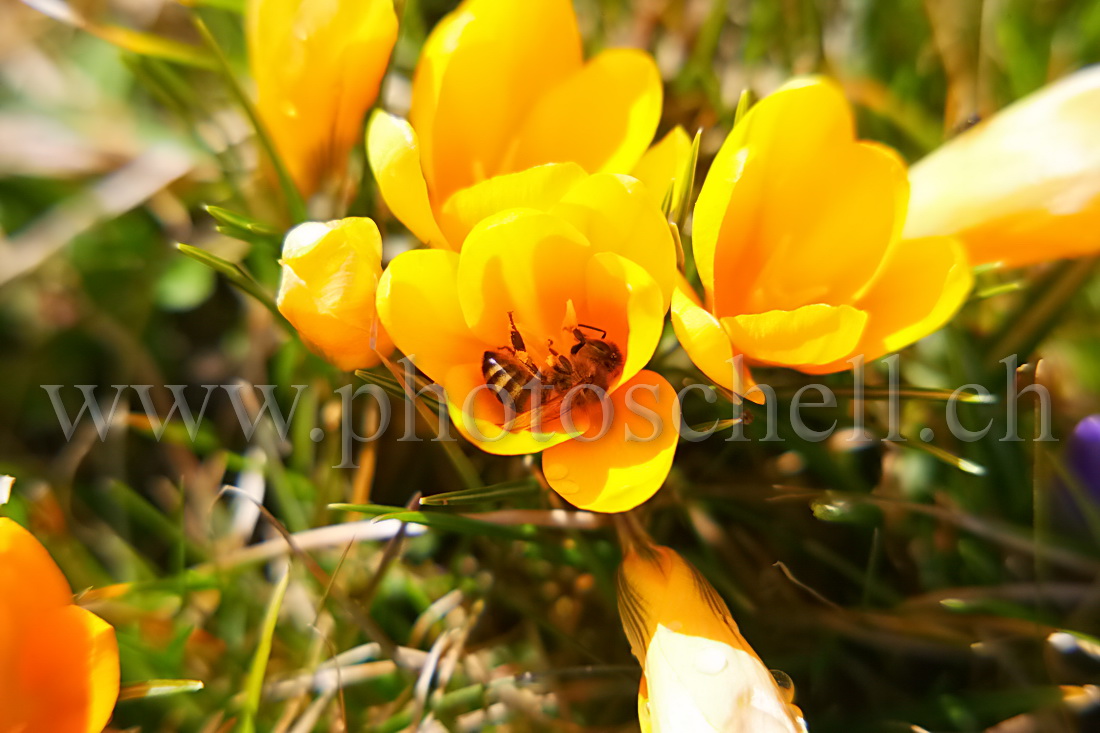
[617,543,805,732]
[276,217,392,370]
[248,0,397,198]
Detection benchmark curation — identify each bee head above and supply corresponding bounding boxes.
[572,338,623,372]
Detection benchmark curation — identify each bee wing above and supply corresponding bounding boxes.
[505,390,571,432]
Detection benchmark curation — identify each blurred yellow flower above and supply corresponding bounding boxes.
[674,77,972,394]
[367,0,662,250]
[906,66,1100,268]
[376,172,678,512]
[0,518,119,733]
[248,0,397,198]
[277,217,392,370]
[618,542,805,732]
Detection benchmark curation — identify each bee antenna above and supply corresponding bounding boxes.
[575,323,607,339]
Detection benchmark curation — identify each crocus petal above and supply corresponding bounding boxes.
[552,173,678,305]
[507,48,663,177]
[541,370,679,512]
[906,66,1100,267]
[366,111,449,249]
[644,626,802,733]
[854,235,973,360]
[0,518,71,617]
[584,252,665,389]
[442,363,581,456]
[249,0,397,197]
[418,0,583,202]
[632,126,693,208]
[708,85,907,315]
[0,519,119,733]
[376,249,483,383]
[437,162,588,249]
[456,209,593,347]
[693,78,851,299]
[721,303,868,370]
[277,218,391,371]
[617,544,804,732]
[670,282,760,402]
[13,605,119,733]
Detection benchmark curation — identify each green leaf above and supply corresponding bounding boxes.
[240,566,291,733]
[419,478,539,506]
[205,205,283,239]
[190,15,308,224]
[329,503,541,542]
[176,243,283,321]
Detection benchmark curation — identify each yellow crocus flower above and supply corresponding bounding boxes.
[906,66,1100,268]
[248,0,397,198]
[673,77,972,392]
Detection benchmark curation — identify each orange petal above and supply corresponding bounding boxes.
[618,545,803,732]
[0,518,71,616]
[670,282,759,402]
[854,235,973,359]
[693,78,848,298]
[507,48,663,177]
[552,173,678,305]
[456,209,593,347]
[721,303,868,371]
[542,370,679,512]
[437,163,588,249]
[906,66,1100,267]
[366,112,449,249]
[248,0,397,197]
[416,0,583,202]
[277,218,391,371]
[632,126,693,208]
[9,604,119,733]
[695,78,907,316]
[376,249,483,384]
[584,252,665,389]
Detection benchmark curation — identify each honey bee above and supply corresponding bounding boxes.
[482,312,624,430]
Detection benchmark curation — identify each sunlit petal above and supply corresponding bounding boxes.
[552,173,677,305]
[366,112,449,249]
[376,249,484,383]
[508,48,662,176]
[541,370,678,512]
[906,66,1100,267]
[721,304,868,370]
[438,163,587,249]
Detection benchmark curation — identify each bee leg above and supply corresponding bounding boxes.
[507,311,526,352]
[546,340,571,372]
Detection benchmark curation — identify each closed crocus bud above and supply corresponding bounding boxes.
[905,66,1100,268]
[617,543,805,732]
[248,0,397,198]
[0,518,119,733]
[276,218,392,371]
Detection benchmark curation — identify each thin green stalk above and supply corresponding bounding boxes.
[190,13,308,224]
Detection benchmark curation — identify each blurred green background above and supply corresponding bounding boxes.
[2,0,1100,730]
